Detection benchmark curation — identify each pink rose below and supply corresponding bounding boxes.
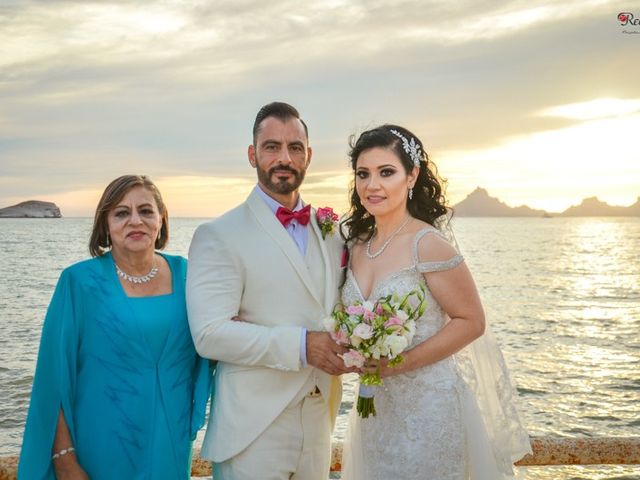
[384,316,404,328]
[346,305,365,316]
[340,349,366,369]
[316,206,339,239]
[375,304,384,315]
[317,207,338,222]
[331,328,350,345]
[363,309,376,322]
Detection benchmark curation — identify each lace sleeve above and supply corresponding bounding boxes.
[413,227,464,273]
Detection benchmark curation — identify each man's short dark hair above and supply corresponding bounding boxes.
[252,102,309,145]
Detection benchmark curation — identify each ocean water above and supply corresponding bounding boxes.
[1,217,638,479]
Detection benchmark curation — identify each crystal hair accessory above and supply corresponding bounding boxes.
[390,129,422,168]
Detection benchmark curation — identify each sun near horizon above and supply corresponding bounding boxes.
[7,94,639,218]
[5,173,638,219]
[1,2,639,218]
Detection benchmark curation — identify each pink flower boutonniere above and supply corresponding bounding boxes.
[316,207,339,240]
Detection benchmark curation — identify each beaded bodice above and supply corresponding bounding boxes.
[342,253,464,389]
[340,228,469,479]
[342,227,464,360]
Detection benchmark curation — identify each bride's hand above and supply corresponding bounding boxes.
[362,358,393,378]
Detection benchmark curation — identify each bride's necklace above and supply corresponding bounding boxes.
[366,216,411,259]
[115,262,158,284]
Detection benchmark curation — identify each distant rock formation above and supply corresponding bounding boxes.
[0,200,62,218]
[453,187,548,217]
[560,196,640,217]
[453,188,640,217]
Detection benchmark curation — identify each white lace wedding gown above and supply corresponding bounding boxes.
[341,228,531,480]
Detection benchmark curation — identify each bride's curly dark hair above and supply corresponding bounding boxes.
[340,124,450,244]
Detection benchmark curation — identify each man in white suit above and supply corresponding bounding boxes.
[187,102,353,479]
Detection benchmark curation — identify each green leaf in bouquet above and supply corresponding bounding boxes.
[398,292,411,309]
[388,355,405,368]
[361,372,383,386]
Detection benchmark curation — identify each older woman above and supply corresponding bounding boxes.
[19,175,211,480]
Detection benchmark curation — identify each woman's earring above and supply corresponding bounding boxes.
[106,232,110,246]
[408,188,413,200]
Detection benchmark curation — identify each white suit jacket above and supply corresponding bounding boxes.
[187,188,344,462]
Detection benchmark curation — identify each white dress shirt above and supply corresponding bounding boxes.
[255,185,309,256]
[254,185,310,367]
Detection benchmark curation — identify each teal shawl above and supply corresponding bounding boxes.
[19,253,212,479]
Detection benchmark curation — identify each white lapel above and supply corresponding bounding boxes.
[246,190,324,308]
[309,209,338,314]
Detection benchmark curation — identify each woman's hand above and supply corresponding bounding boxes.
[362,357,392,378]
[362,352,414,378]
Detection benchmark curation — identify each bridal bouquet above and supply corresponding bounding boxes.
[324,287,426,417]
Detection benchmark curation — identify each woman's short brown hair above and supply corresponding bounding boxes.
[89,175,169,257]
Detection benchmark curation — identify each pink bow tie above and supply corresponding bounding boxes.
[276,204,311,227]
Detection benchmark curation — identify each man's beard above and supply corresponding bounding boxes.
[256,164,306,195]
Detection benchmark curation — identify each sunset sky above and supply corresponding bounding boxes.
[1,0,639,217]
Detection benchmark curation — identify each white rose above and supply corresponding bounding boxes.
[403,332,415,345]
[384,334,409,358]
[350,334,363,348]
[396,310,409,321]
[352,323,374,340]
[322,316,336,332]
[403,320,416,343]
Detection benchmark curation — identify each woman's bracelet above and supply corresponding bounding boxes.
[51,447,75,460]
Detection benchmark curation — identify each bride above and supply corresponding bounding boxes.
[339,125,531,479]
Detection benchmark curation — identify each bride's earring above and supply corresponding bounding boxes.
[408,187,413,200]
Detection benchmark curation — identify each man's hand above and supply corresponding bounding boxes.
[306,331,358,375]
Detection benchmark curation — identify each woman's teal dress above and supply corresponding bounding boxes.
[18,252,212,479]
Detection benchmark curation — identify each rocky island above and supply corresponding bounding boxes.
[0,200,62,218]
[453,188,640,217]
[453,187,547,217]
[560,196,640,216]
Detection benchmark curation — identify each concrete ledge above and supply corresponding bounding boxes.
[327,437,640,471]
[514,437,640,466]
[2,437,639,478]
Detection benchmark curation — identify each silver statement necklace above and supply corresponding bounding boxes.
[115,263,159,284]
[366,216,412,259]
